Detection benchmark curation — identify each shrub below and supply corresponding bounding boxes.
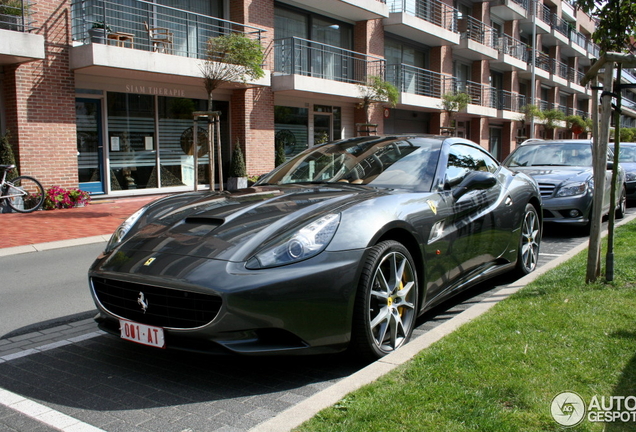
[43,186,91,210]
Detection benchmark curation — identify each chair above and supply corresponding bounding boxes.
[143,21,173,53]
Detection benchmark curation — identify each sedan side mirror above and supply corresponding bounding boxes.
[451,171,497,200]
[607,161,614,170]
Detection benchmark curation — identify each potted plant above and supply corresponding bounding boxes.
[227,140,248,190]
[88,21,111,44]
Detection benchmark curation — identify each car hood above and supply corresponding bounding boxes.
[507,166,592,184]
[108,185,385,262]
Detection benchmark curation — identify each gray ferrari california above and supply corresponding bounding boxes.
[89,135,542,359]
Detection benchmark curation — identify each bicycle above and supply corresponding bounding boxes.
[0,165,45,213]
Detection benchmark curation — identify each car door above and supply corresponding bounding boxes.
[441,143,506,288]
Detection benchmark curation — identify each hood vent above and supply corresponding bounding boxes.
[169,217,224,237]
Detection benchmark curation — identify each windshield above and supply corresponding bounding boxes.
[505,143,593,167]
[257,136,440,192]
[611,144,636,163]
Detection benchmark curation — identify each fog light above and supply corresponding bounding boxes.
[568,209,581,218]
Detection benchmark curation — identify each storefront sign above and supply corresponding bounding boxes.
[125,85,186,98]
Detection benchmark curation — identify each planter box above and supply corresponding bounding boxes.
[227,177,248,191]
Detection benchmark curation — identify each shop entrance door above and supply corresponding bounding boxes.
[76,98,105,194]
[314,113,332,145]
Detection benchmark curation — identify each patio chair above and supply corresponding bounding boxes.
[143,21,173,53]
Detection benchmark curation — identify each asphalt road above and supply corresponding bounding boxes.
[0,242,105,339]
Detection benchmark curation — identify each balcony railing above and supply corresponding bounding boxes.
[553,60,569,79]
[71,0,265,59]
[386,64,455,98]
[389,0,458,32]
[569,68,584,85]
[535,51,552,73]
[460,80,497,109]
[537,3,551,25]
[274,37,385,85]
[460,16,498,50]
[551,13,570,37]
[0,0,37,32]
[499,91,526,112]
[500,34,528,61]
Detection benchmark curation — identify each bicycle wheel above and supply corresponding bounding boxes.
[4,176,45,213]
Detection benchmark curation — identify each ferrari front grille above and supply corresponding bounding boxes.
[91,277,222,329]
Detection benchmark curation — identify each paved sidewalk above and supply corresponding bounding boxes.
[0,195,165,254]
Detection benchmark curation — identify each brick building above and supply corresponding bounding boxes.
[0,0,602,197]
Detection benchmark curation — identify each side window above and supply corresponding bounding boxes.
[446,144,498,186]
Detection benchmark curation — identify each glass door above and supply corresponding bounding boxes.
[76,98,104,194]
[314,113,332,145]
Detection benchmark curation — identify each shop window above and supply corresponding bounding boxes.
[275,106,309,160]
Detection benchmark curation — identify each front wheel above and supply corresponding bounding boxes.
[351,241,419,360]
[616,186,626,219]
[514,203,541,277]
[4,176,45,213]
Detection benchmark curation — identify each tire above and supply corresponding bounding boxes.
[615,186,626,219]
[514,203,541,277]
[4,176,45,213]
[351,240,418,360]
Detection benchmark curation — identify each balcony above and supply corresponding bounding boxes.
[384,0,459,47]
[272,37,385,98]
[492,34,528,71]
[290,0,389,21]
[490,0,528,21]
[0,0,45,65]
[552,59,568,85]
[69,0,268,87]
[499,90,527,113]
[386,63,455,109]
[455,16,499,61]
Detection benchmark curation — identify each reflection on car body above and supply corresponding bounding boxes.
[89,135,542,360]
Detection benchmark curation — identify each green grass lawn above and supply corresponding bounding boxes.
[296,221,636,432]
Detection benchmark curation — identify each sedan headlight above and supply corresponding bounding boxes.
[105,207,147,252]
[626,172,636,182]
[247,213,340,269]
[556,181,590,198]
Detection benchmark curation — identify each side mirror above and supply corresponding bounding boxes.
[607,161,614,170]
[451,171,497,200]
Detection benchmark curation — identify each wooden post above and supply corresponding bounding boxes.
[586,64,614,283]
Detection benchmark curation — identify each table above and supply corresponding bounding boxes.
[107,32,134,48]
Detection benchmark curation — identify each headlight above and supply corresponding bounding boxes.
[626,172,636,182]
[556,181,589,198]
[105,207,147,252]
[247,213,340,269]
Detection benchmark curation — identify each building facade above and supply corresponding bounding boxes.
[0,0,601,196]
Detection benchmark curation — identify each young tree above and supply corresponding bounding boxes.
[199,32,265,189]
[357,75,399,125]
[440,92,471,129]
[201,32,265,110]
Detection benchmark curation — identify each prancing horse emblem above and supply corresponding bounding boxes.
[137,292,149,314]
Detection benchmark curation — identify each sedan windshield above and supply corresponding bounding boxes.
[505,144,593,167]
[258,136,440,191]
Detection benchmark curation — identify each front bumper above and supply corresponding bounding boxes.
[541,194,593,226]
[89,248,366,355]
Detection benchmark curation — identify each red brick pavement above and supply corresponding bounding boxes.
[0,195,165,249]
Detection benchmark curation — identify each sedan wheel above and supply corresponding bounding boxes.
[351,241,418,360]
[516,203,541,276]
[616,186,626,219]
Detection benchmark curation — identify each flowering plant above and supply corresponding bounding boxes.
[43,186,91,210]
